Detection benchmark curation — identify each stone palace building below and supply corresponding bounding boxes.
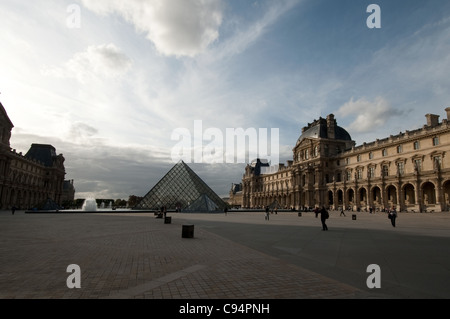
[235,108,450,212]
[0,102,74,209]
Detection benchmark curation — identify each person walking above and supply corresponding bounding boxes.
[314,206,319,218]
[265,206,270,221]
[11,206,16,215]
[388,206,397,227]
[320,206,329,231]
[340,207,346,217]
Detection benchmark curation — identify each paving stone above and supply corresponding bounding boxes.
[0,210,449,300]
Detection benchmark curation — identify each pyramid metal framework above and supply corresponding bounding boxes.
[185,194,220,212]
[134,161,227,212]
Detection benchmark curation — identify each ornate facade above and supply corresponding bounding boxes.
[240,108,450,212]
[0,102,72,209]
[228,183,243,208]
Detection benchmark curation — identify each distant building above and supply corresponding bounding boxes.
[61,179,76,205]
[228,183,243,208]
[241,108,450,212]
[0,102,73,209]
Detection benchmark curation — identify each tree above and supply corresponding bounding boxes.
[127,195,142,208]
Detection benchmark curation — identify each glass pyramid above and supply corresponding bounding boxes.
[134,160,227,212]
[185,194,220,212]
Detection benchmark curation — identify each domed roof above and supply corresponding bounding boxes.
[297,116,352,144]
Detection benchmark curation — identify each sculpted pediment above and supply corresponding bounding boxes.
[293,138,313,152]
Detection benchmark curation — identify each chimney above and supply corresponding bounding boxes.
[445,107,450,121]
[425,114,440,127]
[326,114,335,139]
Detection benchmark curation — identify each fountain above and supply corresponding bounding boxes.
[82,197,98,211]
[26,195,139,214]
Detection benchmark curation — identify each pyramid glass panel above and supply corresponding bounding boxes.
[185,194,220,212]
[134,161,227,212]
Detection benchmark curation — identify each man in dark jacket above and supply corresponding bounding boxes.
[388,207,397,227]
[320,206,329,231]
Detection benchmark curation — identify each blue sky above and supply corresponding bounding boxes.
[1,0,450,199]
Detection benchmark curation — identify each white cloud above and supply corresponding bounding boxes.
[43,43,132,83]
[67,122,100,144]
[81,0,223,57]
[205,0,300,62]
[337,97,404,133]
[10,130,173,199]
[135,0,303,131]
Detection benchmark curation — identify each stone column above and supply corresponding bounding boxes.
[435,178,443,212]
[414,181,422,212]
[395,183,401,211]
[333,188,338,210]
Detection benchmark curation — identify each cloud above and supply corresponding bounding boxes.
[135,0,303,131]
[11,130,174,200]
[43,43,132,83]
[67,122,100,143]
[337,97,404,133]
[81,0,223,57]
[205,0,300,62]
[10,129,247,200]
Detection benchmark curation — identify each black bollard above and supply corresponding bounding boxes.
[182,225,194,238]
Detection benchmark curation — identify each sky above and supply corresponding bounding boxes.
[1,0,450,200]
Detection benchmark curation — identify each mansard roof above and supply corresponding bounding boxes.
[0,102,14,128]
[25,144,58,167]
[297,116,352,144]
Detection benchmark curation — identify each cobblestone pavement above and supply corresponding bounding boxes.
[0,210,449,300]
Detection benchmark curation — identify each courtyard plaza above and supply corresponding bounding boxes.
[0,208,449,300]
